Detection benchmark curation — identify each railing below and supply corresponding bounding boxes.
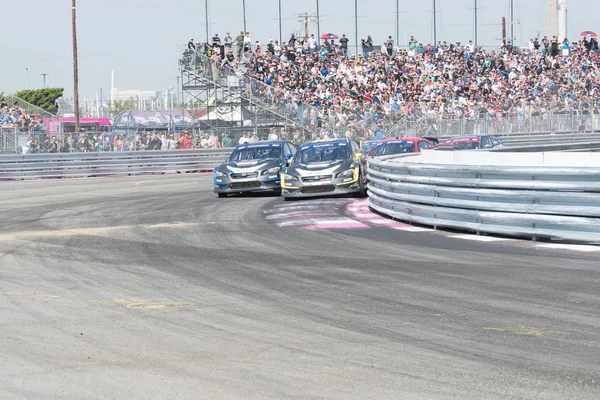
[367,154,600,242]
[4,94,57,119]
[384,111,600,139]
[0,129,235,154]
[0,128,18,154]
[0,149,231,180]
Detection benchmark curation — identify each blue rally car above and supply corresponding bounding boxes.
[213,140,297,198]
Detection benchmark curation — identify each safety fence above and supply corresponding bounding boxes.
[0,129,235,154]
[386,111,600,138]
[0,149,231,180]
[367,156,600,242]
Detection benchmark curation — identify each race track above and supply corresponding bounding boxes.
[1,175,599,399]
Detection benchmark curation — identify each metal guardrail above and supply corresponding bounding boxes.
[367,157,600,242]
[0,149,231,180]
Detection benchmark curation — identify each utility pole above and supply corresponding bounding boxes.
[502,16,507,44]
[40,73,49,88]
[316,0,321,45]
[296,12,317,41]
[72,0,80,133]
[242,0,247,34]
[25,68,30,89]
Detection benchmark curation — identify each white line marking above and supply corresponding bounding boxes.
[363,219,400,225]
[273,201,348,208]
[347,207,370,212]
[536,244,600,252]
[448,234,514,242]
[266,212,338,220]
[392,226,433,232]
[264,205,339,213]
[278,218,363,227]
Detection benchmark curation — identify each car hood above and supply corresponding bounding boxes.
[287,160,351,176]
[217,159,280,174]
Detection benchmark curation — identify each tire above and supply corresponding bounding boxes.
[355,175,367,198]
[217,193,227,198]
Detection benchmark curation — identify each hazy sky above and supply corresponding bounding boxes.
[0,0,596,98]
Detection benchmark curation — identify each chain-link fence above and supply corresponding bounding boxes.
[1,128,18,154]
[1,129,249,154]
[386,111,600,139]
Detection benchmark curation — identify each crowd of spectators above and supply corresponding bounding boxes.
[23,126,318,153]
[24,129,274,153]
[0,98,44,131]
[187,30,600,138]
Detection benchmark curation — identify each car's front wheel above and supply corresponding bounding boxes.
[355,175,367,198]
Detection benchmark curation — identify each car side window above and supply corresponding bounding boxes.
[286,142,297,155]
[418,141,430,151]
[351,141,359,154]
[481,137,492,148]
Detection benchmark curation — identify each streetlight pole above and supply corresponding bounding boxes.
[242,0,247,34]
[175,76,181,107]
[354,0,358,57]
[205,0,209,44]
[278,0,282,44]
[40,73,49,88]
[474,0,478,48]
[395,0,400,48]
[510,0,514,44]
[72,0,80,133]
[432,0,437,45]
[316,0,321,45]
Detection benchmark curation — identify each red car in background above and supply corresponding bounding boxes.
[366,137,434,158]
[442,136,504,150]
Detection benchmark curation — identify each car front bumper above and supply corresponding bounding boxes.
[281,179,361,198]
[214,177,281,194]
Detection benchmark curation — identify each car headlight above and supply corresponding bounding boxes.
[215,171,227,178]
[336,169,354,178]
[263,166,280,175]
[284,174,299,182]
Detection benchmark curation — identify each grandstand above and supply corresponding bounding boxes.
[181,32,600,140]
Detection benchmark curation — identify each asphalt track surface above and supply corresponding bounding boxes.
[1,174,599,400]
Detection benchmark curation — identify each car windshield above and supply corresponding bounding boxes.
[451,141,479,150]
[229,145,282,161]
[369,141,416,156]
[294,143,350,164]
[362,142,376,153]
